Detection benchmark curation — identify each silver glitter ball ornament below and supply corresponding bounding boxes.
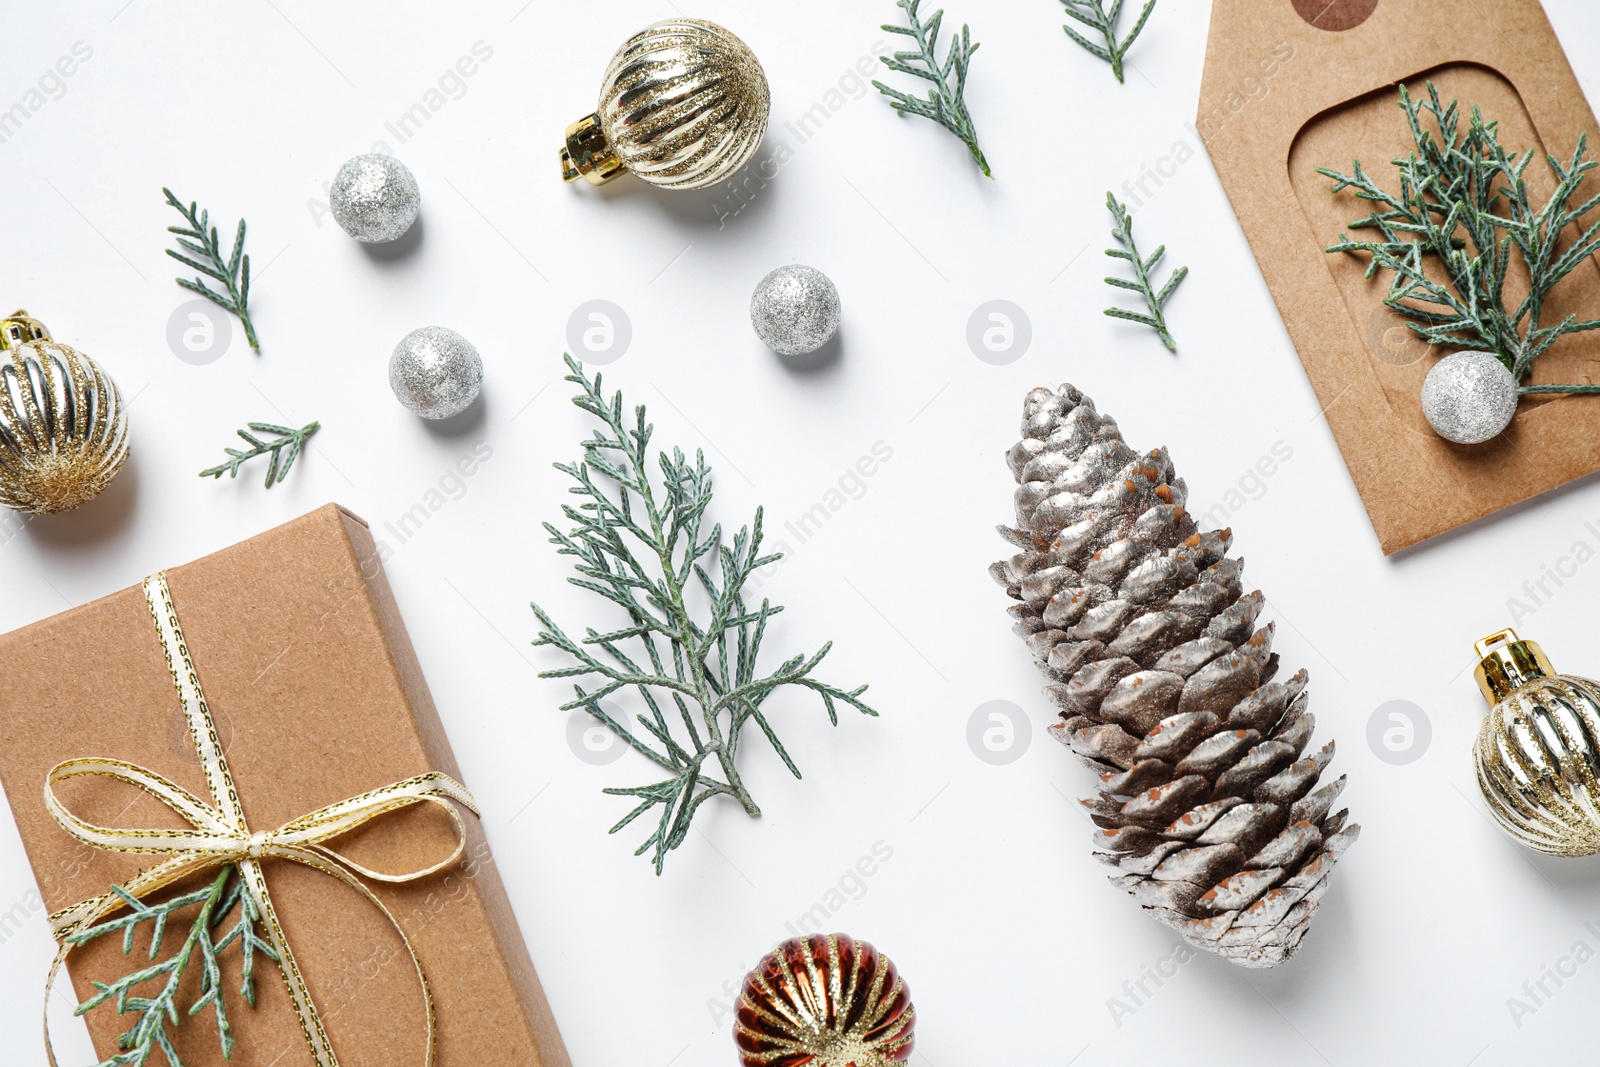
[1421,351,1518,444]
[389,327,483,420]
[750,265,841,356]
[330,154,420,243]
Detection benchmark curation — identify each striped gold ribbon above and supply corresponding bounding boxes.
[42,572,479,1067]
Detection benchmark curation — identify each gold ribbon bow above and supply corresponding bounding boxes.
[42,572,479,1067]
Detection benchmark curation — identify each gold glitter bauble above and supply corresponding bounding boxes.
[1473,629,1600,856]
[734,934,914,1067]
[561,19,770,191]
[0,311,129,515]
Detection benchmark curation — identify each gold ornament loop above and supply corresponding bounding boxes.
[41,572,479,1067]
[0,309,52,349]
[1473,627,1556,704]
[560,113,624,186]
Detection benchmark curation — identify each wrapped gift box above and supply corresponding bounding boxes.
[0,504,570,1067]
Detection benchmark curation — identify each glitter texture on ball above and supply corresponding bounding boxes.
[734,934,915,1066]
[750,265,841,356]
[0,311,129,515]
[330,154,420,243]
[561,19,771,191]
[389,327,483,420]
[0,337,129,515]
[1420,351,1518,444]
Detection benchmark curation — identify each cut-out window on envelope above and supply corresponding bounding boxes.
[1200,0,1600,554]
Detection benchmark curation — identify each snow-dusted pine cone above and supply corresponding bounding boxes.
[992,384,1359,968]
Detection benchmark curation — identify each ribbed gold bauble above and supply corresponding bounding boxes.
[0,311,129,515]
[1472,629,1600,856]
[734,934,914,1067]
[561,19,770,191]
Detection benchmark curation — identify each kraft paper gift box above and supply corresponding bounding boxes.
[0,504,570,1067]
[1199,0,1600,554]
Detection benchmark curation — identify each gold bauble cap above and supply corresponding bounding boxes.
[0,309,51,350]
[1473,628,1555,705]
[560,113,624,187]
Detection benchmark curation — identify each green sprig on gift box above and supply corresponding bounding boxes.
[67,866,278,1067]
[1320,82,1600,394]
[531,356,878,875]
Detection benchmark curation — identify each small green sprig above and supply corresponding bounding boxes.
[163,188,259,352]
[1061,0,1157,84]
[1320,83,1600,394]
[67,866,279,1067]
[199,421,320,488]
[532,356,878,875]
[1103,192,1187,351]
[873,0,992,178]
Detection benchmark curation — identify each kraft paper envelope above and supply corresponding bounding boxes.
[1199,0,1600,554]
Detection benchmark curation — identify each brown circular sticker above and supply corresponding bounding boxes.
[1292,0,1379,31]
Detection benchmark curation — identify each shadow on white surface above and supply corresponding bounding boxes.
[588,156,791,233]
[1512,840,1600,891]
[359,211,426,263]
[773,329,844,375]
[420,391,489,439]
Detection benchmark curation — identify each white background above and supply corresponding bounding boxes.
[4,1,1600,1064]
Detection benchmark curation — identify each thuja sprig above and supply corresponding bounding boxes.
[1103,192,1188,351]
[199,421,320,488]
[1321,83,1600,394]
[163,188,259,352]
[873,0,992,178]
[532,355,878,875]
[1061,0,1157,84]
[67,865,279,1067]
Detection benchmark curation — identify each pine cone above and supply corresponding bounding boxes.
[992,383,1359,968]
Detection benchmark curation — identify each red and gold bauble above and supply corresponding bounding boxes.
[734,933,915,1066]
